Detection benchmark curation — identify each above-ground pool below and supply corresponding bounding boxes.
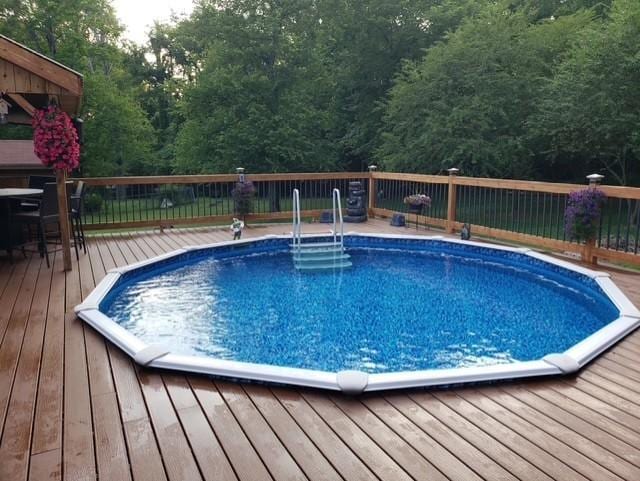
[76,234,640,393]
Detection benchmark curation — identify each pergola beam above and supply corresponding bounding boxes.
[0,35,83,96]
[6,93,35,116]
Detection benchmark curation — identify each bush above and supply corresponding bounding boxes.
[84,192,103,214]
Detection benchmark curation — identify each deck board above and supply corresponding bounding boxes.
[0,219,639,481]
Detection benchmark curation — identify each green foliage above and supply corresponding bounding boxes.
[529,0,640,185]
[80,74,155,176]
[377,7,592,178]
[2,0,638,185]
[174,0,340,174]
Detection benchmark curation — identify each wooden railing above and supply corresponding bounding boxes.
[79,171,640,266]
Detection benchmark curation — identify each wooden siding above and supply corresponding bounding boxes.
[0,219,639,481]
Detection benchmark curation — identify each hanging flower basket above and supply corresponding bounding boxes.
[32,105,80,172]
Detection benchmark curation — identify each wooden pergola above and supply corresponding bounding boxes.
[0,34,84,271]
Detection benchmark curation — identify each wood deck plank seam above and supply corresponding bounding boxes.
[188,377,275,481]
[158,375,215,481]
[476,388,625,481]
[585,365,640,397]
[367,395,496,481]
[497,380,640,466]
[242,384,347,481]
[269,387,381,481]
[25,254,59,479]
[237,383,342,481]
[162,374,238,481]
[300,391,415,481]
[0,257,33,353]
[573,373,640,417]
[597,357,640,383]
[400,392,532,481]
[62,267,96,480]
[212,379,300,481]
[390,391,549,481]
[456,392,599,481]
[1,255,49,481]
[0,255,41,439]
[30,251,66,457]
[518,384,640,460]
[214,380,309,481]
[553,379,640,431]
[428,391,590,481]
[330,395,455,481]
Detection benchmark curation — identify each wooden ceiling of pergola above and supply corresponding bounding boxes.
[0,34,83,124]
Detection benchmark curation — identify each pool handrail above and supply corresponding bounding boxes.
[332,188,344,249]
[292,188,301,253]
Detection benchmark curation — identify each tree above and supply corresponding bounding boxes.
[529,0,640,185]
[174,0,340,174]
[377,6,592,178]
[80,75,154,176]
[0,0,157,176]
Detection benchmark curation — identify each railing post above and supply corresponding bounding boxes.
[368,164,377,217]
[446,168,459,234]
[583,173,604,265]
[236,167,245,183]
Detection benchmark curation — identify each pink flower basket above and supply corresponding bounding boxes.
[32,105,80,172]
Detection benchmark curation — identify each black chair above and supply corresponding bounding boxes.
[12,182,79,268]
[70,181,87,253]
[20,175,56,211]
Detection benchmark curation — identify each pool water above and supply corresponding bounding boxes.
[102,248,618,373]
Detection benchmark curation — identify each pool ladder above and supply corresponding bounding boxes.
[291,188,352,270]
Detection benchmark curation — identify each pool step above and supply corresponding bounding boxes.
[295,260,353,270]
[293,252,351,262]
[291,241,351,270]
[289,241,343,249]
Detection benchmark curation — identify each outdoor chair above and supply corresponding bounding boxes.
[20,175,56,211]
[12,182,79,268]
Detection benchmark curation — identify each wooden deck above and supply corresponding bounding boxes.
[1,219,640,481]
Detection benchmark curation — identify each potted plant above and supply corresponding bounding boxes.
[564,188,607,242]
[231,180,256,221]
[403,194,432,214]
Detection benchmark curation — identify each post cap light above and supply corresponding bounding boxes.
[447,168,460,175]
[586,173,604,184]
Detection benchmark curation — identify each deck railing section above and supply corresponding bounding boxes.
[79,173,369,230]
[79,171,640,266]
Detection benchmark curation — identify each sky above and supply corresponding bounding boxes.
[111,0,195,44]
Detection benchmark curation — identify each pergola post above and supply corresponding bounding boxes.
[56,170,72,271]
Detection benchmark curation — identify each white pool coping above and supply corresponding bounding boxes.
[75,233,640,394]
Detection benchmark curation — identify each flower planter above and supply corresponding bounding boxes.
[407,204,423,214]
